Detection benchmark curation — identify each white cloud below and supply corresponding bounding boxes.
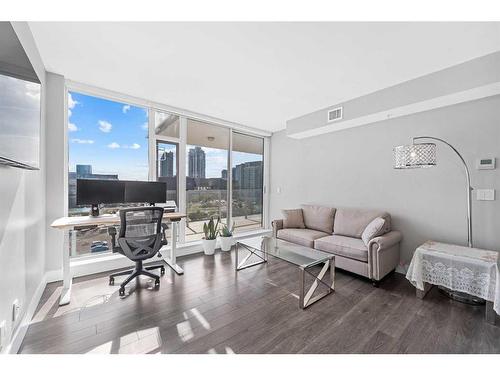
[68,122,78,132]
[141,122,149,130]
[68,93,78,118]
[71,138,94,144]
[98,120,112,133]
[68,93,78,110]
[107,142,120,149]
[122,105,131,114]
[129,143,141,150]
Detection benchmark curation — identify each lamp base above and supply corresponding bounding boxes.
[438,286,485,305]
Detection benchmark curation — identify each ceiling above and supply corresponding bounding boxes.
[29,22,500,132]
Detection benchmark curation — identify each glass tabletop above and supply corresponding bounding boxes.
[237,236,333,268]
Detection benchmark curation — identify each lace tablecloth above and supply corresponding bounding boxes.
[406,241,500,314]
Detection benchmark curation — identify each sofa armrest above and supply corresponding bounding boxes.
[368,230,402,281]
[272,219,283,238]
[368,230,402,251]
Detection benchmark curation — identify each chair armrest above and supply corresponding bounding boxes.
[272,219,283,238]
[368,230,402,251]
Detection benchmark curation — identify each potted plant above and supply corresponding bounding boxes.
[219,223,234,252]
[202,216,220,255]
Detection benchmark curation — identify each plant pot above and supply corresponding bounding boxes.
[202,238,217,255]
[220,236,233,252]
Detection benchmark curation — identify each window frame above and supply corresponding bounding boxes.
[65,80,270,256]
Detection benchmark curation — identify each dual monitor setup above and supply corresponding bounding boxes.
[77,179,167,216]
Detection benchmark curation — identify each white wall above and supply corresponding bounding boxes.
[44,72,66,274]
[270,95,500,269]
[0,22,46,353]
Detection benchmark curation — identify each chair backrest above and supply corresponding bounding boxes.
[117,206,164,261]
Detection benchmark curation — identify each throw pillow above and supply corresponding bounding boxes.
[281,209,305,229]
[361,217,387,246]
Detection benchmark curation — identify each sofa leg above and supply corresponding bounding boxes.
[372,280,380,288]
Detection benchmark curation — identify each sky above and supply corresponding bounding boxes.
[68,91,262,180]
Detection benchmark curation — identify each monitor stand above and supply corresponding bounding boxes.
[90,204,100,217]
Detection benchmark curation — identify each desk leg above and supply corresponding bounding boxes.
[162,220,184,275]
[59,229,74,306]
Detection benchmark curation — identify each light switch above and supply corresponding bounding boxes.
[476,189,495,201]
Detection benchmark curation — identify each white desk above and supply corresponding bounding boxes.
[51,212,186,306]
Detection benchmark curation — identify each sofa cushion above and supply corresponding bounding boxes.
[361,217,387,246]
[314,235,368,262]
[301,205,336,233]
[281,209,305,229]
[277,228,329,248]
[333,208,391,238]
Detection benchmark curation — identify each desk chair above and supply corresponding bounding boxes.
[108,207,168,296]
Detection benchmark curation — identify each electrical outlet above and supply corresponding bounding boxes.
[12,299,20,322]
[0,320,6,352]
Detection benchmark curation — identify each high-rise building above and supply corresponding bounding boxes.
[221,169,227,179]
[188,146,206,178]
[232,161,263,189]
[76,164,92,177]
[159,151,174,177]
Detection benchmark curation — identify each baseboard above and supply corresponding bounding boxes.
[6,273,48,354]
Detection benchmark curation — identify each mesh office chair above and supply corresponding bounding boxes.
[108,207,168,296]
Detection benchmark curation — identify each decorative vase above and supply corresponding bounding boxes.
[220,236,233,252]
[202,238,217,255]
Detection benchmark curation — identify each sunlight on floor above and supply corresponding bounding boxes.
[86,340,113,354]
[188,308,211,330]
[176,320,194,342]
[86,327,162,354]
[207,346,235,354]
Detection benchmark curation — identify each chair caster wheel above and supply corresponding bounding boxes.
[119,287,125,296]
[160,267,165,276]
[109,277,114,286]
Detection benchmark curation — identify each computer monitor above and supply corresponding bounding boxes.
[124,181,167,204]
[77,179,125,216]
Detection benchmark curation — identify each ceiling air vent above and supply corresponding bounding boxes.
[327,107,343,122]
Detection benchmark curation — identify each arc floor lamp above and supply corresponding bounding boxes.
[393,136,473,247]
[393,136,480,304]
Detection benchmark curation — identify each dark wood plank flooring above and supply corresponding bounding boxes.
[19,249,500,354]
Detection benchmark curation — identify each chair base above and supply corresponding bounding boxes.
[109,261,165,296]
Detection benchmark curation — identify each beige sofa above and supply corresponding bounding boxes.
[272,205,402,286]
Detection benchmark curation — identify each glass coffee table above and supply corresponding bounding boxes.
[236,236,335,309]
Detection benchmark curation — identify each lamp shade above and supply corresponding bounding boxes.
[393,143,436,169]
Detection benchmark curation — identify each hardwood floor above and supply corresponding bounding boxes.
[20,249,500,354]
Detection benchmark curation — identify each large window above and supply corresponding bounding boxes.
[67,91,149,256]
[185,119,229,241]
[232,132,264,233]
[67,88,268,256]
